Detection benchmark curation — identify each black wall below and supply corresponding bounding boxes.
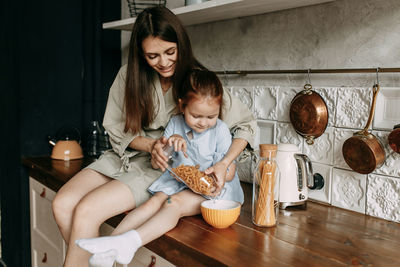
[0,0,120,266]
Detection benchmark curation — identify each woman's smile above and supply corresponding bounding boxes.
[142,36,177,78]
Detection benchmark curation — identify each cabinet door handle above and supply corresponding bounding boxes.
[40,188,46,198]
[42,252,47,263]
[148,255,156,267]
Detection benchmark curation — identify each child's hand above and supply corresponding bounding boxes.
[151,136,169,171]
[205,161,228,196]
[167,134,188,158]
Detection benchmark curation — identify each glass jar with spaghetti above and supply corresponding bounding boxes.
[252,144,280,227]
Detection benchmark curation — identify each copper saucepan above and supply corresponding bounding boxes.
[388,124,400,154]
[342,84,385,174]
[290,83,329,145]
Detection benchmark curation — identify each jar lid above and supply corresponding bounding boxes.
[259,144,277,157]
[259,144,277,151]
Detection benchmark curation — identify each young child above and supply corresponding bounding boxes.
[75,69,244,267]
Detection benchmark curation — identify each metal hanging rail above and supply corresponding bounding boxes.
[214,67,400,75]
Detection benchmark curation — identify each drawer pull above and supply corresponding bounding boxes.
[42,252,47,263]
[40,188,46,198]
[148,255,156,267]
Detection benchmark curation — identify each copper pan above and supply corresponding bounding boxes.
[290,83,329,145]
[342,84,385,174]
[388,124,400,154]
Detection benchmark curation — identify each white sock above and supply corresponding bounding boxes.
[76,230,142,265]
[88,249,117,267]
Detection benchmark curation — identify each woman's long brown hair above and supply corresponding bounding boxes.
[124,6,205,134]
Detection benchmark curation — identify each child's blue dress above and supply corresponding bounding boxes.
[148,115,244,204]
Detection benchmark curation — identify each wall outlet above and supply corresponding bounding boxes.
[308,162,332,204]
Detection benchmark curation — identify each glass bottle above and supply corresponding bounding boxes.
[98,128,112,154]
[252,144,280,227]
[87,121,102,157]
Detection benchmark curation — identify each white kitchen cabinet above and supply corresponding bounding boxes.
[29,177,66,267]
[29,177,175,267]
[103,0,335,30]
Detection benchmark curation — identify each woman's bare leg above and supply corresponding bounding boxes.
[63,179,136,267]
[75,192,168,265]
[52,169,112,243]
[112,192,168,235]
[76,190,204,265]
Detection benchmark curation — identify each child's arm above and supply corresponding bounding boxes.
[225,162,236,182]
[206,121,242,192]
[166,134,187,157]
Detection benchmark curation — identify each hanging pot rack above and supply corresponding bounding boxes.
[214,67,400,75]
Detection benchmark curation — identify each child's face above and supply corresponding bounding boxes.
[182,96,220,133]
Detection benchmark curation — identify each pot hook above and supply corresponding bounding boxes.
[375,67,380,87]
[303,69,313,94]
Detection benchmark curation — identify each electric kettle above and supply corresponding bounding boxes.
[275,144,314,209]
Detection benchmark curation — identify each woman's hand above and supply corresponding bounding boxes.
[205,161,229,196]
[150,137,169,171]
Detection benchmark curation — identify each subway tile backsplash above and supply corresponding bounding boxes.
[233,85,400,222]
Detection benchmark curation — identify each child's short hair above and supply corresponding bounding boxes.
[178,69,224,114]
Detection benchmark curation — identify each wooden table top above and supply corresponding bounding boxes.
[23,156,400,267]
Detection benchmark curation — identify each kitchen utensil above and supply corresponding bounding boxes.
[200,199,241,229]
[290,83,329,145]
[388,124,400,154]
[49,127,83,161]
[342,84,385,174]
[275,143,314,209]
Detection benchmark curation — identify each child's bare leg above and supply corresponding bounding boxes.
[137,190,204,244]
[112,192,168,235]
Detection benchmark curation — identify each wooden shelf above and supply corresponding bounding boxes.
[102,0,335,31]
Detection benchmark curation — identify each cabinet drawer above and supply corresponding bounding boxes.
[31,230,64,267]
[117,246,175,267]
[29,177,66,264]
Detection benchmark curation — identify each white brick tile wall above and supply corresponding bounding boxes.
[235,84,400,222]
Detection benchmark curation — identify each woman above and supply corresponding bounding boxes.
[52,6,256,267]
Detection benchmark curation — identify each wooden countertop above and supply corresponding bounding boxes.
[23,156,400,267]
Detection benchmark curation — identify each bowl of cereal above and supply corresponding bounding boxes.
[200,199,241,229]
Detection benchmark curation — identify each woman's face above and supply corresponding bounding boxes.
[181,96,220,134]
[142,36,177,78]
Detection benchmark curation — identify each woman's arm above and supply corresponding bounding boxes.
[129,136,156,153]
[221,88,257,149]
